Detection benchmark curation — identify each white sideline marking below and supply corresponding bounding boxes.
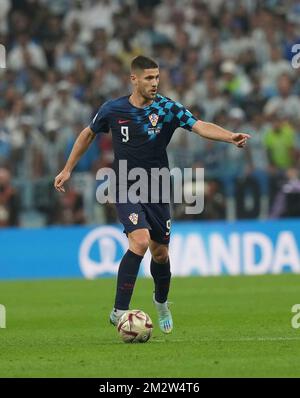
[152,336,300,343]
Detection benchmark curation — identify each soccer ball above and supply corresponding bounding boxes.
[117,310,153,343]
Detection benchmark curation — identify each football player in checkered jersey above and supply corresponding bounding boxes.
[54,55,250,334]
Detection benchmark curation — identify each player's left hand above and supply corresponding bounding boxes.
[231,133,251,148]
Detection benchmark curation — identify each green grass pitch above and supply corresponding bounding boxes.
[1,274,300,378]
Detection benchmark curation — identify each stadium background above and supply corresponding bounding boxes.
[1,0,300,278]
[1,0,300,379]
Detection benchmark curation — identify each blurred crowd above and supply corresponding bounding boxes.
[1,0,300,227]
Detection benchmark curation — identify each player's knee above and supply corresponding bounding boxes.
[152,248,169,264]
[129,230,150,256]
[131,238,150,255]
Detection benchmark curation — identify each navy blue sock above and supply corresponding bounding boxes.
[150,258,171,304]
[114,250,143,310]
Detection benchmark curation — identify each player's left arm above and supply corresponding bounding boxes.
[192,120,250,148]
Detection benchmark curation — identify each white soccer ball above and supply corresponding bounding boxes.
[117,310,153,343]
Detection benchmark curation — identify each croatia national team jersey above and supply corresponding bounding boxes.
[89,93,198,173]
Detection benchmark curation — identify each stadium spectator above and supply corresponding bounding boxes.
[7,32,48,71]
[0,0,11,34]
[47,184,86,225]
[46,80,90,125]
[0,167,19,227]
[41,120,66,176]
[263,115,296,206]
[264,74,300,122]
[263,116,296,171]
[221,107,249,195]
[243,113,269,194]
[262,48,294,94]
[12,116,45,180]
[0,108,11,169]
[270,168,300,218]
[219,60,252,100]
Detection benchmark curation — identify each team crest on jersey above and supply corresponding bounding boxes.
[129,213,139,225]
[149,113,159,127]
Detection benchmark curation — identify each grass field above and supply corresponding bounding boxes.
[1,274,300,378]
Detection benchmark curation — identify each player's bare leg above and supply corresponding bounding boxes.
[109,229,150,326]
[149,240,173,334]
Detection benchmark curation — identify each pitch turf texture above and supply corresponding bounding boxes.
[1,275,300,378]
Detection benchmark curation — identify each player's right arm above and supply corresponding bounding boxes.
[54,127,95,192]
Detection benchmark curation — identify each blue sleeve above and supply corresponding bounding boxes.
[171,101,198,131]
[89,101,111,134]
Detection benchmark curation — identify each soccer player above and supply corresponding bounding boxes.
[54,55,250,334]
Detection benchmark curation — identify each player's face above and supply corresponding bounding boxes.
[132,68,160,100]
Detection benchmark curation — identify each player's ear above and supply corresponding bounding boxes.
[130,73,138,86]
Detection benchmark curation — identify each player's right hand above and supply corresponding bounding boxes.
[54,170,71,192]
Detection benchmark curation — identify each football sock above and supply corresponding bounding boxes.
[114,250,143,310]
[150,258,171,304]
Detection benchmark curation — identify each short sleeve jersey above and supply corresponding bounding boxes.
[90,93,198,172]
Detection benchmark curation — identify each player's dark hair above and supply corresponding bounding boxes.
[131,55,158,72]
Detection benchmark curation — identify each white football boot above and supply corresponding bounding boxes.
[153,294,173,334]
[109,308,126,326]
